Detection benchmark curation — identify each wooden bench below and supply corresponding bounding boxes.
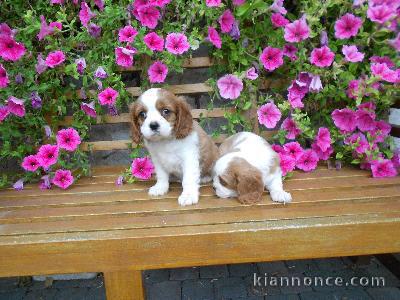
[1,57,400,300]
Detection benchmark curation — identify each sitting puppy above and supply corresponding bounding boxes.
[129,88,219,206]
[213,132,292,204]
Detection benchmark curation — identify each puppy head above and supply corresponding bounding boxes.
[213,157,264,204]
[129,88,193,143]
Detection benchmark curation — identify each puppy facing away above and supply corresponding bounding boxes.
[213,132,292,204]
[129,88,219,206]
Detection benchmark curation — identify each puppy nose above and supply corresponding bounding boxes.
[149,122,160,131]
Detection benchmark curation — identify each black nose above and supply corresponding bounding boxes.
[149,122,160,131]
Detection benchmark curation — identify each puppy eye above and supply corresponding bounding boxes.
[162,109,170,116]
[138,111,146,118]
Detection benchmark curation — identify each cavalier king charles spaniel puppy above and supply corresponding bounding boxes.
[213,132,292,204]
[129,88,219,206]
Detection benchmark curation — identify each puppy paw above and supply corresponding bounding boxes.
[149,184,169,197]
[270,190,292,204]
[178,192,199,206]
[200,176,212,184]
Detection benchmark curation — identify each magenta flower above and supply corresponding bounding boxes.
[310,46,335,68]
[370,56,395,68]
[88,23,101,38]
[207,27,222,49]
[131,157,154,180]
[345,133,369,155]
[279,153,296,176]
[245,67,258,80]
[312,143,333,161]
[37,144,59,168]
[22,155,40,172]
[272,144,284,154]
[219,9,235,33]
[371,63,398,83]
[270,0,287,15]
[115,46,136,68]
[79,2,96,27]
[0,64,9,88]
[165,32,190,55]
[148,61,168,83]
[118,25,138,43]
[81,101,97,118]
[206,0,221,7]
[342,45,364,62]
[371,160,398,178]
[389,33,400,51]
[283,142,304,162]
[347,79,361,99]
[45,50,65,68]
[392,151,400,169]
[355,109,376,132]
[217,74,243,100]
[149,0,171,6]
[287,80,308,109]
[334,13,362,39]
[94,66,107,79]
[56,128,81,151]
[75,57,86,75]
[37,15,57,41]
[281,118,301,139]
[94,0,105,10]
[257,103,281,128]
[260,47,284,71]
[332,108,357,133]
[53,169,74,189]
[367,5,396,24]
[0,34,26,62]
[271,13,289,28]
[7,96,25,117]
[13,179,24,191]
[0,106,9,122]
[144,32,164,52]
[315,127,331,152]
[284,18,310,43]
[233,0,246,5]
[283,44,298,61]
[0,23,13,37]
[137,5,160,29]
[98,87,119,105]
[296,149,319,172]
[371,120,391,143]
[35,54,48,74]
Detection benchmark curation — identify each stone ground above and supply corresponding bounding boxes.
[1,255,400,300]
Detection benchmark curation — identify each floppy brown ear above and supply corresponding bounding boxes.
[236,169,264,205]
[129,101,142,145]
[174,96,193,139]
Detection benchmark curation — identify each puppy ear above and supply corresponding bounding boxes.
[236,169,264,205]
[129,101,142,145]
[174,96,193,139]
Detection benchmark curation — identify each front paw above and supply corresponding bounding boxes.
[270,190,292,204]
[149,184,169,197]
[178,192,199,206]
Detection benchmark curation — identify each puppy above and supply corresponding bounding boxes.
[213,132,292,204]
[129,88,219,206]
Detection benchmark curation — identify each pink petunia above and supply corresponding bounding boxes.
[206,0,221,7]
[118,25,138,43]
[345,133,369,155]
[296,149,319,172]
[281,118,301,139]
[148,61,168,83]
[315,127,331,152]
[37,15,56,41]
[283,142,304,162]
[94,66,107,79]
[165,33,190,55]
[37,144,59,169]
[309,74,323,92]
[149,0,171,6]
[334,13,363,39]
[269,0,287,15]
[35,54,48,74]
[367,4,396,24]
[0,106,9,122]
[233,0,246,5]
[0,34,26,62]
[392,151,400,169]
[371,63,398,83]
[283,44,298,61]
[257,103,281,128]
[0,64,9,88]
[81,101,97,118]
[371,160,398,178]
[56,128,81,151]
[131,157,154,180]
[94,0,105,10]
[0,23,13,37]
[137,5,160,29]
[98,87,119,105]
[271,13,289,28]
[389,33,400,51]
[207,27,222,49]
[217,74,243,100]
[342,45,364,62]
[219,9,235,33]
[279,153,296,176]
[79,2,96,27]
[284,18,310,43]
[260,47,284,71]
[312,143,333,161]
[355,109,376,132]
[370,120,391,143]
[347,79,361,99]
[143,32,164,52]
[272,144,284,154]
[115,46,136,68]
[245,67,258,80]
[310,46,335,68]
[331,108,357,133]
[53,169,74,189]
[45,50,65,68]
[21,155,40,172]
[370,56,395,68]
[287,80,308,109]
[7,96,25,117]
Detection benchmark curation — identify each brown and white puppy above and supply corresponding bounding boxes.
[213,132,292,204]
[129,88,219,206]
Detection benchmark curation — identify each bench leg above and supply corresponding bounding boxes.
[104,270,145,300]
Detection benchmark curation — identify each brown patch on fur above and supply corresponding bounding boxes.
[129,101,146,144]
[218,133,246,157]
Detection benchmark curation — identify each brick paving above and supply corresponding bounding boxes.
[1,256,400,299]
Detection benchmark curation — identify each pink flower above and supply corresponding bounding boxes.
[257,103,281,128]
[39,175,51,190]
[56,128,81,151]
[118,25,138,43]
[345,133,369,155]
[207,27,222,49]
[279,153,296,176]
[45,50,66,68]
[37,144,59,168]
[53,169,74,189]
[272,144,284,154]
[315,127,331,152]
[0,106,9,122]
[35,54,48,74]
[283,142,304,162]
[287,80,307,109]
[13,179,24,191]
[233,0,246,5]
[392,151,400,169]
[271,13,289,28]
[312,143,333,161]
[22,155,40,172]
[281,118,301,139]
[115,46,136,68]
[148,61,168,83]
[81,101,97,118]
[0,64,9,88]
[310,46,335,68]
[342,45,364,62]
[165,33,190,55]
[7,96,25,117]
[371,160,398,177]
[137,5,160,29]
[355,109,376,132]
[260,47,284,71]
[296,149,319,172]
[79,2,96,27]
[370,120,391,143]
[334,13,363,39]
[131,157,154,180]
[284,18,310,43]
[245,67,258,80]
[98,87,119,105]
[0,23,13,37]
[332,108,357,133]
[347,79,361,99]
[371,63,398,83]
[217,74,243,100]
[144,32,164,51]
[37,15,60,41]
[309,74,323,92]
[149,0,171,6]
[0,34,26,62]
[270,0,287,15]
[389,33,400,51]
[219,10,235,33]
[367,5,396,24]
[283,44,298,61]
[206,0,221,7]
[370,56,395,68]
